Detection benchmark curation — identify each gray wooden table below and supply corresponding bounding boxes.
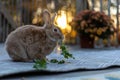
[1,43,120,80]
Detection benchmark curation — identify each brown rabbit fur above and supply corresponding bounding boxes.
[5,10,63,62]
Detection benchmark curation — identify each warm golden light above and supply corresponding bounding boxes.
[56,11,67,29]
[55,10,77,44]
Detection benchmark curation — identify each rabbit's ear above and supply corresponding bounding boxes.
[51,13,57,23]
[43,9,51,27]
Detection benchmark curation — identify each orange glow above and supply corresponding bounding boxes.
[56,11,67,29]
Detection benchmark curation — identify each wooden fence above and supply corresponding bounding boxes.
[0,2,16,42]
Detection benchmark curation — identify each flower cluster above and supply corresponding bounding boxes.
[70,10,115,39]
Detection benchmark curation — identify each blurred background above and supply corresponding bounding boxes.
[0,0,120,48]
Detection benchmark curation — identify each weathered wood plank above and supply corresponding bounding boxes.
[0,3,17,29]
[100,0,103,12]
[108,0,111,17]
[76,0,89,14]
[116,0,119,29]
[0,13,2,42]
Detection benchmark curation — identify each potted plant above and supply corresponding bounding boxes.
[70,10,115,48]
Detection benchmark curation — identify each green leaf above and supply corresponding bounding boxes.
[58,60,65,64]
[33,59,47,70]
[50,59,58,63]
[60,43,75,59]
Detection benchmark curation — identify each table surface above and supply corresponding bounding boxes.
[1,43,120,80]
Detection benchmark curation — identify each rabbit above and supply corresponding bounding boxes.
[5,9,64,62]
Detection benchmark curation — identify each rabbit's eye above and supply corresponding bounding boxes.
[53,28,58,32]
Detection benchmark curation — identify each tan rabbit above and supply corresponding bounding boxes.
[5,10,64,62]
